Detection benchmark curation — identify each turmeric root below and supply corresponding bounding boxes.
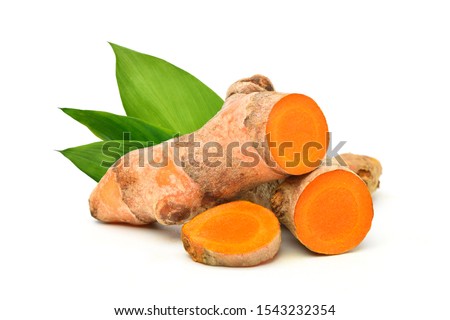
[89,75,329,225]
[270,154,381,255]
[233,153,381,255]
[181,201,281,267]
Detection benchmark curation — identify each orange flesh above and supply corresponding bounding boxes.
[294,170,373,254]
[266,94,328,175]
[182,201,280,255]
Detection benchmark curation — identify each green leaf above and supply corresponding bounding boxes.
[59,140,151,182]
[110,43,223,134]
[60,108,174,143]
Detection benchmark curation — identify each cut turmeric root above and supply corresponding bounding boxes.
[89,75,328,225]
[182,153,381,266]
[267,94,328,175]
[271,155,381,255]
[181,201,281,267]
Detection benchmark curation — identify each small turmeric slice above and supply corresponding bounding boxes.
[181,201,281,267]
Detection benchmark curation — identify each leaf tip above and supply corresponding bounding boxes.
[108,42,122,53]
[60,108,76,118]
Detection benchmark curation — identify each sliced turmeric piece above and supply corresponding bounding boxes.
[271,165,374,255]
[267,93,328,175]
[89,75,329,225]
[181,201,281,267]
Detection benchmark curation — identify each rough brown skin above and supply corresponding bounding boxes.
[340,153,382,193]
[181,201,281,267]
[89,75,326,225]
[226,74,274,98]
[235,179,284,209]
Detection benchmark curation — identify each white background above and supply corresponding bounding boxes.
[1,1,449,319]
